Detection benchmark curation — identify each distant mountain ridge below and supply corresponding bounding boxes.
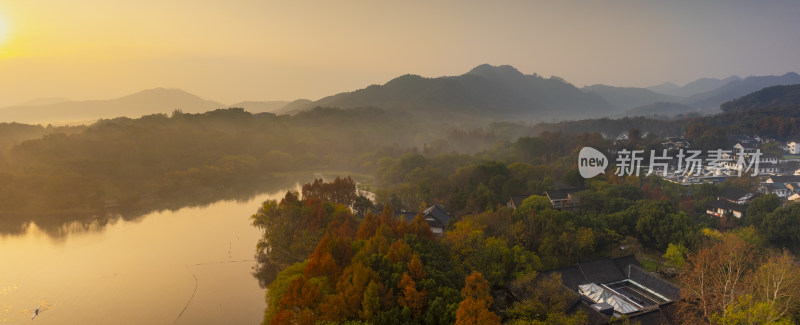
[15,97,71,107]
[683,73,800,110]
[648,76,741,97]
[282,66,799,121]
[582,84,677,111]
[278,64,615,121]
[3,65,799,125]
[0,88,225,124]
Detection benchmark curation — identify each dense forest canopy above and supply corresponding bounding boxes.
[253,169,800,324]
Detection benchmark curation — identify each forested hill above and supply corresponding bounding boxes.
[684,72,800,110]
[278,64,616,121]
[0,108,406,233]
[720,84,800,112]
[0,106,520,234]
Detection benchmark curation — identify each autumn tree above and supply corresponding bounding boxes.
[264,261,307,322]
[410,213,435,240]
[263,189,463,325]
[711,251,800,324]
[302,176,357,206]
[455,271,501,325]
[398,272,427,316]
[273,275,324,324]
[328,263,378,320]
[747,250,800,323]
[678,234,758,323]
[356,212,380,240]
[387,240,412,265]
[408,254,427,281]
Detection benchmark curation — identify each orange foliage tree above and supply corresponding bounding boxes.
[455,271,501,325]
[398,272,428,315]
[408,254,427,281]
[677,234,759,323]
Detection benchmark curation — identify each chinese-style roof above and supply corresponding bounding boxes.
[706,199,747,213]
[717,187,751,202]
[546,188,583,201]
[507,195,530,208]
[423,205,452,225]
[626,265,681,301]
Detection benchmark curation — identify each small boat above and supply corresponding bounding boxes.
[31,305,40,319]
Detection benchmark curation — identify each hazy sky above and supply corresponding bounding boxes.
[0,0,798,106]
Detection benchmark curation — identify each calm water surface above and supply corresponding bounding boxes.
[0,186,299,324]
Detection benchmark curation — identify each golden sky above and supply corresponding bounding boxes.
[0,0,798,106]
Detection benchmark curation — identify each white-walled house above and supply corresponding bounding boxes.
[733,142,758,154]
[705,188,753,219]
[785,141,800,155]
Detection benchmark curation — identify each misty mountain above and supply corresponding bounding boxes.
[647,75,741,97]
[582,84,677,111]
[685,72,800,110]
[0,88,225,124]
[14,97,71,107]
[230,101,290,113]
[274,99,314,115]
[624,102,698,118]
[646,82,680,96]
[278,64,615,121]
[720,84,800,112]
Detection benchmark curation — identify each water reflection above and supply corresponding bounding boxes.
[0,180,306,324]
[0,174,313,238]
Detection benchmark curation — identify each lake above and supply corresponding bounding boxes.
[0,184,301,324]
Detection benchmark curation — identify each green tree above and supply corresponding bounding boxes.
[514,195,552,217]
[712,295,794,325]
[353,195,375,217]
[631,200,695,251]
[760,204,800,248]
[424,287,461,325]
[745,194,781,227]
[360,281,380,321]
[663,243,688,267]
